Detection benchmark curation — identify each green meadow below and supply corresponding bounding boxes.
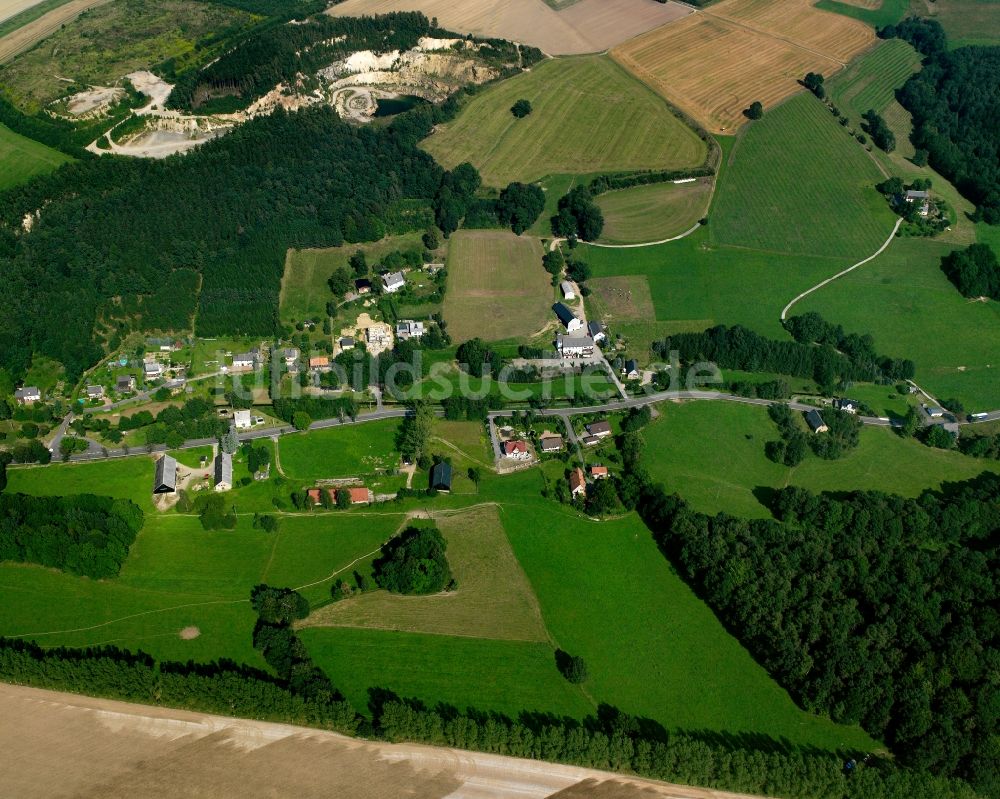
[0,122,70,191]
[641,401,1000,519]
[277,419,402,483]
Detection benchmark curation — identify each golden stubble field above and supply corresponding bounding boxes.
[0,0,108,63]
[612,0,876,132]
[328,0,691,55]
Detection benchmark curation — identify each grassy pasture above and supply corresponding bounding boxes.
[611,0,873,133]
[594,179,711,245]
[302,628,593,721]
[796,237,1000,411]
[277,419,401,484]
[641,400,1000,519]
[829,38,921,120]
[711,94,896,259]
[279,232,425,325]
[0,0,252,111]
[502,492,879,750]
[0,121,70,189]
[915,0,1000,47]
[303,505,550,643]
[421,55,707,188]
[443,230,550,343]
[814,0,909,30]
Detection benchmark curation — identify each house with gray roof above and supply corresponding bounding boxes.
[214,452,233,491]
[14,386,40,404]
[153,455,178,494]
[553,302,583,333]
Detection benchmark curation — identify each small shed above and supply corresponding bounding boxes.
[560,281,576,301]
[806,409,829,434]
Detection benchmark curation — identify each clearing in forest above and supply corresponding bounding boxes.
[0,121,70,190]
[301,505,550,643]
[612,0,875,132]
[328,0,691,56]
[422,55,707,187]
[442,230,549,343]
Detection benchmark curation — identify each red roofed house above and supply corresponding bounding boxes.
[346,486,372,505]
[502,440,530,460]
[569,467,586,498]
[307,488,322,506]
[590,465,609,480]
[309,356,331,372]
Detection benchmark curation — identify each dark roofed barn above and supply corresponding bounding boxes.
[430,461,452,492]
[153,455,178,494]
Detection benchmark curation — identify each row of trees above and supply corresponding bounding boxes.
[0,632,982,799]
[654,315,914,389]
[638,473,1000,794]
[0,493,144,578]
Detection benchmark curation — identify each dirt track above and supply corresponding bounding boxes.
[0,683,770,799]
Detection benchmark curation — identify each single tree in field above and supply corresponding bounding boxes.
[745,101,764,120]
[510,99,532,118]
[803,72,825,98]
[555,649,588,683]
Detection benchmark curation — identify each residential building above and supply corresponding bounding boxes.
[569,467,586,498]
[282,348,300,369]
[338,337,355,351]
[556,335,596,358]
[366,325,391,347]
[806,409,829,434]
[14,386,41,405]
[309,356,331,371]
[85,385,105,400]
[307,488,322,506]
[590,465,609,480]
[582,434,600,447]
[152,455,177,494]
[560,281,575,301]
[344,486,372,505]
[143,361,164,378]
[396,320,426,340]
[587,321,607,344]
[552,302,583,333]
[430,461,452,492]
[214,452,233,491]
[354,278,372,295]
[231,352,255,372]
[116,375,136,393]
[585,420,612,438]
[623,359,640,381]
[233,409,252,430]
[904,189,931,216]
[539,435,563,453]
[924,405,946,418]
[382,271,406,293]
[834,398,860,414]
[502,440,531,460]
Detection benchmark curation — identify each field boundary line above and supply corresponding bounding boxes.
[588,222,701,248]
[780,216,903,320]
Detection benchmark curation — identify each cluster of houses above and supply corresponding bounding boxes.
[552,303,608,360]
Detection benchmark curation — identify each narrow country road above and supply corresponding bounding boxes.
[781,218,903,320]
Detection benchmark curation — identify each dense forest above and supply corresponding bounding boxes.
[0,106,446,379]
[653,314,914,388]
[639,474,1000,794]
[0,493,144,578]
[940,243,1000,300]
[888,19,1000,223]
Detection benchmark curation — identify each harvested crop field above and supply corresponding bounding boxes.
[328,0,691,56]
[595,179,712,244]
[443,229,550,342]
[612,0,875,132]
[0,0,52,24]
[1,684,768,799]
[0,0,107,64]
[422,55,707,187]
[303,506,550,642]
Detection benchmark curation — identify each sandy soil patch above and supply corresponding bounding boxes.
[178,625,201,640]
[0,0,109,64]
[62,85,123,116]
[126,69,171,109]
[328,0,691,56]
[0,683,770,799]
[612,0,874,132]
